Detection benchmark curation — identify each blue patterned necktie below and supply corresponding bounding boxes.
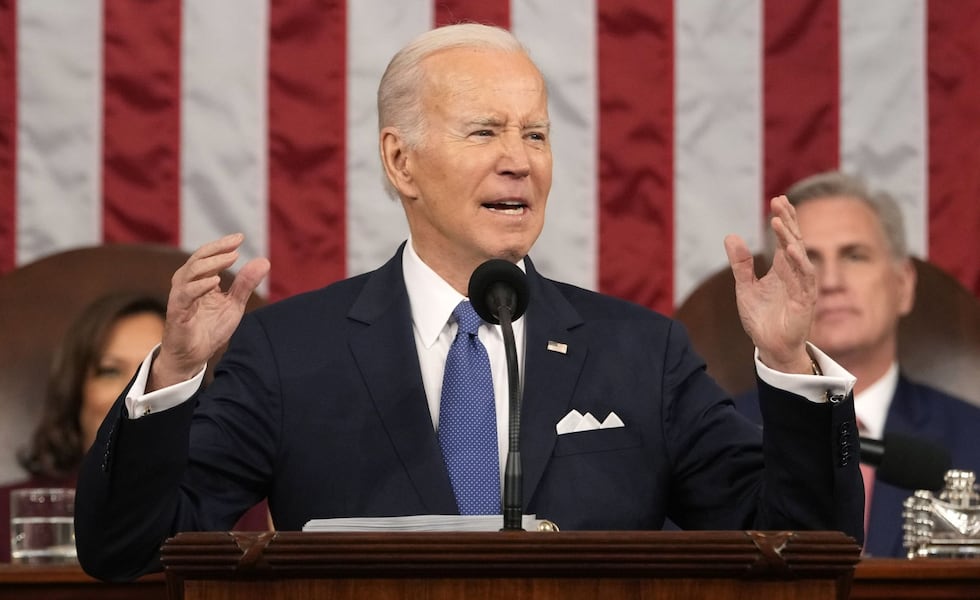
[438,300,500,515]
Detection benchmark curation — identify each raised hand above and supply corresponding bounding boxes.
[148,234,270,391]
[724,195,815,374]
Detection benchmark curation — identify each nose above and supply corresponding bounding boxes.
[815,257,844,291]
[497,131,530,178]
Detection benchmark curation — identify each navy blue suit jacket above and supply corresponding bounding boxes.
[736,374,980,557]
[76,246,863,580]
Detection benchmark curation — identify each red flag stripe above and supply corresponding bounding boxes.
[0,0,16,271]
[597,1,675,314]
[927,2,980,294]
[763,0,840,201]
[101,0,181,245]
[267,1,347,301]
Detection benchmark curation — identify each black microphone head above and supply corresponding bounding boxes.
[468,259,529,324]
[876,431,952,491]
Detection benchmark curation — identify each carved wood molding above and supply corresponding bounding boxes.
[161,530,859,580]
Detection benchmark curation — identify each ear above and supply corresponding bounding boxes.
[380,127,419,199]
[896,257,917,316]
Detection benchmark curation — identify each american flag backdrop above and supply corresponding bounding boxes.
[0,0,977,314]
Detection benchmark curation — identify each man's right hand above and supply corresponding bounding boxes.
[147,234,270,392]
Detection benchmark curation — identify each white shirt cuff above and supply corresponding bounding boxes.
[124,344,207,418]
[754,343,856,404]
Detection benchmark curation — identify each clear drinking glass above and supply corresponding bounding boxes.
[9,488,77,564]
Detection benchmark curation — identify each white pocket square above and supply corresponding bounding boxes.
[556,409,625,435]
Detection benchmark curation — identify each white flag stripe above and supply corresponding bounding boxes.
[346,0,428,278]
[17,0,103,265]
[674,0,764,305]
[181,0,269,294]
[840,0,928,258]
[514,0,598,290]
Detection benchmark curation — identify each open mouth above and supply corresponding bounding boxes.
[482,201,527,215]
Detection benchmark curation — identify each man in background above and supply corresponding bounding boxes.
[736,170,980,557]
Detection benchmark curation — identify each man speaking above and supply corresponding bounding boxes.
[75,23,862,581]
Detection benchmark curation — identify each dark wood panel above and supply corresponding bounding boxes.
[0,564,166,600]
[851,558,980,599]
[162,531,860,600]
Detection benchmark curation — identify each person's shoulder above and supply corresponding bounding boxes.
[248,256,400,325]
[901,375,980,417]
[898,374,980,469]
[542,275,671,323]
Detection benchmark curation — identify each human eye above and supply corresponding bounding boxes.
[93,363,123,379]
[526,130,547,142]
[843,248,870,262]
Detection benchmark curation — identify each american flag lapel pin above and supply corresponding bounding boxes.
[547,340,568,354]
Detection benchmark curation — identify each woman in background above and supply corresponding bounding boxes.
[2,292,269,562]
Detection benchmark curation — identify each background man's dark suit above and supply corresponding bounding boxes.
[736,375,980,557]
[76,247,863,580]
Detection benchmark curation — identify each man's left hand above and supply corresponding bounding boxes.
[724,195,815,374]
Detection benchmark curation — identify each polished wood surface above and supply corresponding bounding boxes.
[161,530,860,600]
[851,558,980,599]
[0,563,165,599]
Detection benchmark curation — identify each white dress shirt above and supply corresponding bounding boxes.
[852,362,899,439]
[402,238,526,486]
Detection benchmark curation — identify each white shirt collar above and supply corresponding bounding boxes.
[853,362,899,439]
[401,237,528,347]
[402,239,465,349]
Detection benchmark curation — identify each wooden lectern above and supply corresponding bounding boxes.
[161,530,860,600]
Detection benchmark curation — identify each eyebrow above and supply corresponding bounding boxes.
[837,242,874,253]
[468,117,551,130]
[805,242,874,256]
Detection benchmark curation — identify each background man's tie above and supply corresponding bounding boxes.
[438,300,500,515]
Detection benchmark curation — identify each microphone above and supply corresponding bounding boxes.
[860,432,952,491]
[468,259,529,531]
[469,259,530,326]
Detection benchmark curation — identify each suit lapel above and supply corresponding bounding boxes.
[347,247,458,514]
[520,261,587,506]
[343,253,590,517]
[868,377,921,557]
[867,482,908,557]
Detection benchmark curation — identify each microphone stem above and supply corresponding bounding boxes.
[498,305,523,530]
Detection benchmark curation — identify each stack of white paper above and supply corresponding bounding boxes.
[303,514,551,532]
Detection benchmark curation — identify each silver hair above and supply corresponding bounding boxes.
[376,23,532,198]
[769,171,908,259]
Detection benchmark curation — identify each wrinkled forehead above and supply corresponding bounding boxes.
[419,47,548,99]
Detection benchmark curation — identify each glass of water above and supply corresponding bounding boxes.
[9,488,77,564]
